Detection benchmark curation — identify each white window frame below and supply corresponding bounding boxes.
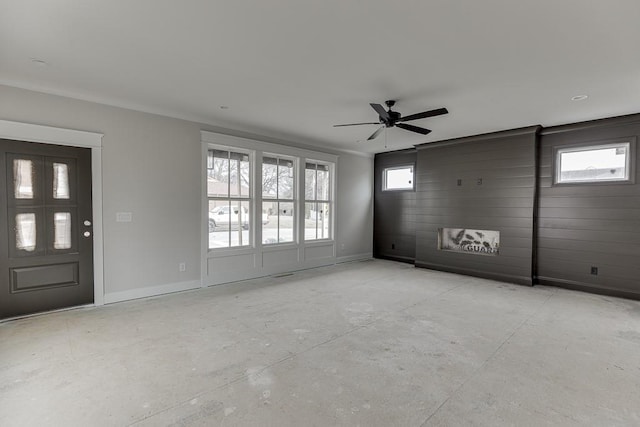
[206,146,254,250]
[554,140,634,185]
[382,164,415,191]
[304,160,334,241]
[201,131,337,286]
[261,153,297,245]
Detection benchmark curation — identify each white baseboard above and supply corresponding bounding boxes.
[336,252,372,264]
[104,254,372,304]
[103,280,201,304]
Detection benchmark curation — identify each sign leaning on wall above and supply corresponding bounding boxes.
[438,228,500,256]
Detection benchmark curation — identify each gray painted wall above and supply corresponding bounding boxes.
[414,128,539,285]
[0,84,373,301]
[538,115,640,298]
[373,149,417,262]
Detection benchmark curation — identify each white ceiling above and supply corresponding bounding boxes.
[2,0,640,154]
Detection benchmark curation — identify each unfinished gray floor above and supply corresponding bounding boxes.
[1,259,640,426]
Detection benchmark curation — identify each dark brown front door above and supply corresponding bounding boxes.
[0,139,93,319]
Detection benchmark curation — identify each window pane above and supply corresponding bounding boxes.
[305,167,316,200]
[229,155,240,197]
[262,158,278,199]
[14,159,34,199]
[240,155,250,197]
[208,155,230,197]
[278,202,294,243]
[53,163,70,199]
[384,167,413,190]
[558,144,629,183]
[304,202,317,240]
[317,167,329,200]
[16,213,36,251]
[318,203,330,239]
[278,159,294,199]
[53,212,72,249]
[208,200,230,248]
[262,201,278,244]
[229,201,250,247]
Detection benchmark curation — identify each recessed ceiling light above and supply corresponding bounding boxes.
[571,95,589,101]
[30,58,50,67]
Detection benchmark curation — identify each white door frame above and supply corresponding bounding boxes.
[0,119,105,305]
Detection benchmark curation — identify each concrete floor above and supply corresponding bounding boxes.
[1,259,640,426]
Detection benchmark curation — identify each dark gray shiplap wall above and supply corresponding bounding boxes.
[414,127,539,285]
[374,149,417,263]
[537,115,640,298]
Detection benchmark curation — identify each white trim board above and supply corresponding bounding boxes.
[104,280,201,304]
[336,253,373,264]
[0,119,105,305]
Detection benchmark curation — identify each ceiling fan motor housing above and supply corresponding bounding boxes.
[385,110,401,126]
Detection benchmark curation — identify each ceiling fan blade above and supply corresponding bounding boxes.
[370,103,390,122]
[367,126,385,140]
[333,122,380,127]
[396,123,432,135]
[397,107,448,123]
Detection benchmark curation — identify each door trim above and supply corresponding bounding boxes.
[0,119,105,306]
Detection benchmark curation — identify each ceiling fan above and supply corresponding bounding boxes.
[334,100,448,141]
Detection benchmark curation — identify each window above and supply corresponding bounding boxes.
[383,165,414,190]
[555,142,632,184]
[262,156,295,244]
[305,162,332,240]
[207,149,251,249]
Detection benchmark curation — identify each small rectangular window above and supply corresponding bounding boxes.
[556,142,631,184]
[383,165,414,191]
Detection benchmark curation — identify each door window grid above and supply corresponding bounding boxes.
[305,162,332,240]
[207,149,251,249]
[262,156,295,244]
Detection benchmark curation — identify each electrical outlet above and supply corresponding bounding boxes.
[179,262,186,272]
[457,179,462,186]
[477,178,482,185]
[590,266,598,275]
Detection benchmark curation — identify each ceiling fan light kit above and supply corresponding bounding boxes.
[334,100,448,141]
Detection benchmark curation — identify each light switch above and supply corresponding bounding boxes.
[116,212,132,222]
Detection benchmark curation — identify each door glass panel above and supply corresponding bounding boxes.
[16,213,37,251]
[14,159,34,199]
[54,212,72,249]
[53,163,70,199]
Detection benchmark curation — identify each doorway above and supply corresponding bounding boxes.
[0,139,94,319]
